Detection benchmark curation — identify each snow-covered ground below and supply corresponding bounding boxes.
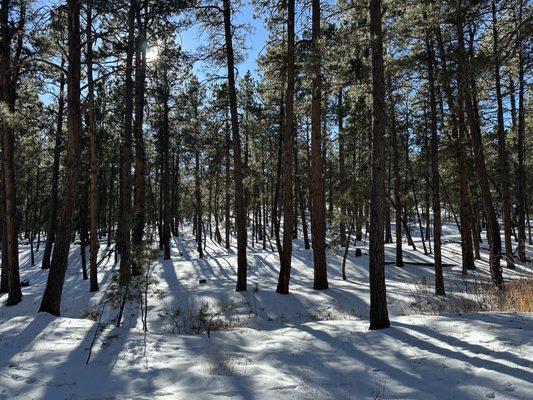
[1,224,532,399]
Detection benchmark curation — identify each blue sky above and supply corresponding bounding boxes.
[35,1,268,105]
[178,4,268,80]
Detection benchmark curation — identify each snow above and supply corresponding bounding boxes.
[1,225,532,399]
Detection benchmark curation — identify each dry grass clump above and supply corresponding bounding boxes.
[498,277,533,312]
[160,300,246,336]
[406,275,533,314]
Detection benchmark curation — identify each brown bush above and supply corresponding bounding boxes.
[499,278,533,312]
[406,275,533,315]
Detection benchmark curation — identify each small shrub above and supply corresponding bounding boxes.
[498,277,533,312]
[219,300,236,313]
[161,301,244,336]
[407,275,533,314]
[83,308,101,321]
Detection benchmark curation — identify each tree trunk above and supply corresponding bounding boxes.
[117,0,136,286]
[368,0,390,329]
[389,85,403,268]
[385,153,393,245]
[0,161,7,294]
[223,0,247,291]
[456,8,502,287]
[30,170,40,267]
[132,1,147,252]
[86,0,99,291]
[295,130,310,250]
[406,152,427,254]
[492,1,514,269]
[42,59,65,270]
[79,182,88,281]
[175,150,181,237]
[338,88,347,244]
[224,119,231,249]
[516,1,526,262]
[0,0,23,305]
[39,0,82,315]
[107,162,115,248]
[369,0,390,329]
[261,147,268,250]
[195,150,203,259]
[276,0,295,294]
[310,0,328,290]
[435,28,475,273]
[161,83,171,260]
[341,217,354,281]
[272,97,283,254]
[425,31,445,295]
[214,170,222,244]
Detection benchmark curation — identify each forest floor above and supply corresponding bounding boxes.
[0,224,532,399]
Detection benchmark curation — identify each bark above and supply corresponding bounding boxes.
[158,159,163,250]
[194,151,202,259]
[388,86,403,268]
[175,149,181,237]
[30,170,40,266]
[526,201,532,246]
[79,180,88,281]
[492,1,514,269]
[208,177,213,242]
[214,174,222,244]
[161,82,171,260]
[338,88,347,244]
[471,200,481,259]
[295,130,310,250]
[132,1,147,250]
[384,203,392,243]
[405,148,427,254]
[223,0,247,291]
[39,0,82,315]
[385,137,392,244]
[272,97,283,254]
[341,217,354,281]
[310,0,328,290]
[425,31,444,295]
[261,146,268,250]
[36,202,43,252]
[276,0,295,295]
[117,0,136,286]
[0,159,7,293]
[368,0,390,329]
[456,8,502,287]
[509,75,517,130]
[516,1,526,262]
[42,60,65,270]
[224,119,231,249]
[0,0,23,305]
[107,162,115,248]
[87,0,99,291]
[435,27,475,273]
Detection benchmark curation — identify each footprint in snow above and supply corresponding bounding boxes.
[503,382,515,392]
[8,373,25,381]
[485,391,496,399]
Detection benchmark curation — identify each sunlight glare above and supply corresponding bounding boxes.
[146,46,159,63]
